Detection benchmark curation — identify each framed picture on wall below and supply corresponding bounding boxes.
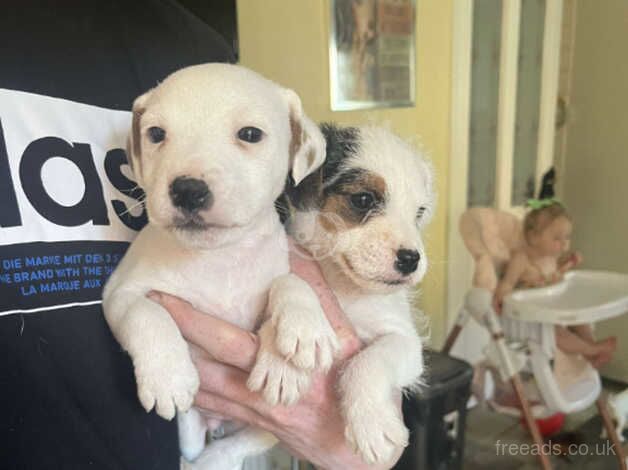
[329,0,416,111]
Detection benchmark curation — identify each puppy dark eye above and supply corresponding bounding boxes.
[417,206,427,219]
[237,126,263,143]
[147,126,166,144]
[350,192,376,211]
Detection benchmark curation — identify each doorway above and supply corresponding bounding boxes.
[446,0,563,361]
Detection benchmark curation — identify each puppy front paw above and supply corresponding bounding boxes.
[272,303,340,372]
[247,323,312,406]
[134,351,199,420]
[344,399,409,465]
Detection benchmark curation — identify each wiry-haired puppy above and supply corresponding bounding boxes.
[280,123,435,464]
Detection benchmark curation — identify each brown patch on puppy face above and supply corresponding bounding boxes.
[318,169,386,232]
[357,171,386,194]
[318,196,358,231]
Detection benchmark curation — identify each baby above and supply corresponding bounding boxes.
[493,201,616,368]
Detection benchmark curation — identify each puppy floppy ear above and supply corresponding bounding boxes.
[126,90,152,184]
[282,89,326,186]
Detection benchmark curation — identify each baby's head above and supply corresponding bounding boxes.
[523,203,572,257]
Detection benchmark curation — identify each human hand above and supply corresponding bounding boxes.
[148,249,404,470]
[569,251,583,267]
[559,251,583,273]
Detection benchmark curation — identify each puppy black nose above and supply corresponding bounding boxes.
[169,177,212,212]
[395,249,420,275]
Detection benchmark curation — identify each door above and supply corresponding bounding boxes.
[446,0,563,361]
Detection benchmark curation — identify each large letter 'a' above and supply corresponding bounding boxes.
[19,137,110,226]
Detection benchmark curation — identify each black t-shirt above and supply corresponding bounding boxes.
[0,1,234,468]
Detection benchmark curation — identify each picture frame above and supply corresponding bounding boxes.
[329,0,416,111]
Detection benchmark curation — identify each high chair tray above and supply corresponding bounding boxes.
[503,270,628,325]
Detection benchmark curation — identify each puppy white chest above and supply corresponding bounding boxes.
[114,223,289,331]
[338,290,414,341]
[170,250,271,330]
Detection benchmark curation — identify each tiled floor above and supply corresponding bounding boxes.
[464,393,628,469]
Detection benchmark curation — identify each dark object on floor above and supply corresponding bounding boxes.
[546,431,586,462]
[395,349,473,470]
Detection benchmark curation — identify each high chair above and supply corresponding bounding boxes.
[442,207,628,470]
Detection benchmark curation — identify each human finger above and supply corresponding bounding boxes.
[193,355,273,415]
[193,390,270,430]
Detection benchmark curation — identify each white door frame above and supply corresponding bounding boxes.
[446,0,563,341]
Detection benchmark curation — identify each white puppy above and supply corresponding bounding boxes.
[102,64,338,470]
[279,123,435,464]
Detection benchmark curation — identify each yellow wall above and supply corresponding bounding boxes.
[562,0,628,382]
[237,0,453,345]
